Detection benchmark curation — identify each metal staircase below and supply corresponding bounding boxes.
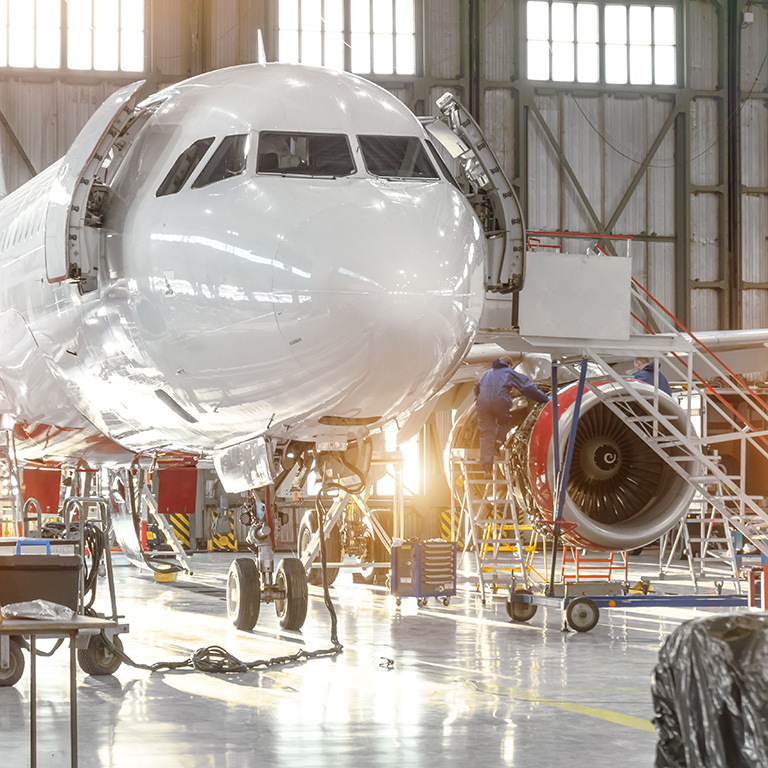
[450,447,529,603]
[579,279,768,564]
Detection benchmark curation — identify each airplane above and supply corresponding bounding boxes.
[0,62,488,631]
[1,61,765,637]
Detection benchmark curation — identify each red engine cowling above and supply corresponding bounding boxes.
[451,380,695,552]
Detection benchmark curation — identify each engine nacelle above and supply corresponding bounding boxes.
[452,380,695,552]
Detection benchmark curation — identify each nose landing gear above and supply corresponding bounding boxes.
[226,491,308,632]
[227,551,308,631]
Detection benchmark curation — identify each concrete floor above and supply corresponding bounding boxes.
[0,550,749,767]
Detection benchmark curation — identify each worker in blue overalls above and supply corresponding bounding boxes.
[474,354,549,475]
[633,356,672,396]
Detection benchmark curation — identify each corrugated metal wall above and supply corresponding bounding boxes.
[0,0,764,333]
[741,4,768,331]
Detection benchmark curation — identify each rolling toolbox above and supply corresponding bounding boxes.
[391,539,457,607]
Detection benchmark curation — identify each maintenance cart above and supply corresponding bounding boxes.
[0,496,129,686]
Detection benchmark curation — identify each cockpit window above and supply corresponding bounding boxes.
[358,136,439,179]
[257,132,355,177]
[192,134,250,189]
[156,137,214,197]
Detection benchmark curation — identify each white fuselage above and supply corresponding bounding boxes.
[0,64,486,464]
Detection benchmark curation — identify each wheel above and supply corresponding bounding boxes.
[298,513,341,586]
[0,639,24,687]
[227,557,261,630]
[506,588,538,623]
[565,597,599,632]
[358,509,392,584]
[77,635,123,676]
[416,597,428,608]
[275,557,309,630]
[442,597,450,606]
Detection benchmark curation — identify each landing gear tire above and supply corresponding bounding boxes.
[227,557,261,630]
[565,597,599,632]
[0,639,24,687]
[299,514,341,586]
[77,635,123,676]
[506,588,538,623]
[275,557,309,630]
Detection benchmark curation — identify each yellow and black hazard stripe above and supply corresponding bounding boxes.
[168,513,191,549]
[439,508,464,548]
[207,530,236,551]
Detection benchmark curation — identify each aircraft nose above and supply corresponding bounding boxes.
[271,184,486,416]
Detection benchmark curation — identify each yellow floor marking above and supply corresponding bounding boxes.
[412,659,655,733]
[469,678,656,732]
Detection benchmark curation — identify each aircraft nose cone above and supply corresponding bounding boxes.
[271,183,486,419]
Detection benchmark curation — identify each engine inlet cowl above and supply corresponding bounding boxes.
[527,381,695,551]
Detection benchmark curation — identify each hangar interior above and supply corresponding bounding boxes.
[1,1,768,767]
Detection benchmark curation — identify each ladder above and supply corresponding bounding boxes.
[138,485,194,574]
[660,499,741,593]
[451,447,529,603]
[561,547,628,583]
[578,279,768,567]
[0,429,21,534]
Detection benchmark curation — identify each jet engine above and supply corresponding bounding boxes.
[452,380,695,552]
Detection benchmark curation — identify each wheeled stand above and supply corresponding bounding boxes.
[0,495,130,686]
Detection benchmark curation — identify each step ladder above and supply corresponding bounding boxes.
[578,279,768,566]
[451,447,529,604]
[561,547,628,583]
[0,429,21,535]
[139,485,194,574]
[660,499,741,593]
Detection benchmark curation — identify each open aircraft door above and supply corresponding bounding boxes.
[44,79,147,290]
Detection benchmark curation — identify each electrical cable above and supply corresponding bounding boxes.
[99,636,341,674]
[42,520,106,611]
[317,451,368,496]
[314,488,343,651]
[90,463,345,675]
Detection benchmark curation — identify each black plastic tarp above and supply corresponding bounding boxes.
[652,612,768,768]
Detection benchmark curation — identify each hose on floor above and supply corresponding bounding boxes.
[94,480,346,674]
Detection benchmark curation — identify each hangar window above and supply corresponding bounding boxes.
[527,2,676,86]
[0,0,144,72]
[156,138,215,197]
[358,136,438,179]
[257,132,356,177]
[192,135,250,189]
[278,0,417,76]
